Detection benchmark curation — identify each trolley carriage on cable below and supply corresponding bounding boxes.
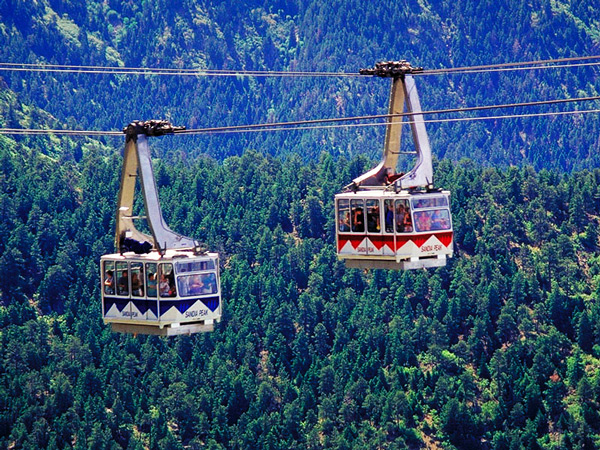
[335,61,454,270]
[100,120,221,336]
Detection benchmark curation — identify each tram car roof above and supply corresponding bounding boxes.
[335,189,451,199]
[101,250,219,262]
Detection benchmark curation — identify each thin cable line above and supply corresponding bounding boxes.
[191,108,600,134]
[0,128,121,136]
[418,54,600,75]
[1,55,599,77]
[0,108,597,136]
[0,63,354,77]
[176,95,600,134]
[419,61,600,76]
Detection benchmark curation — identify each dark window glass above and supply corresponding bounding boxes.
[395,199,412,233]
[103,261,115,295]
[116,262,129,296]
[366,199,381,233]
[159,263,176,298]
[146,263,157,298]
[384,200,395,233]
[337,199,351,232]
[351,199,365,232]
[131,262,144,297]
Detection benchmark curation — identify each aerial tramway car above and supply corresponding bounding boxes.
[101,121,221,336]
[335,61,453,270]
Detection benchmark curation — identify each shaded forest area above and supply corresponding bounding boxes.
[1,0,600,170]
[1,136,600,449]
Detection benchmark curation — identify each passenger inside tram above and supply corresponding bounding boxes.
[338,211,351,232]
[395,204,405,232]
[131,272,143,296]
[159,273,176,297]
[404,211,413,232]
[352,206,365,232]
[104,270,114,295]
[395,201,412,233]
[203,273,217,294]
[189,275,204,295]
[147,273,157,297]
[367,201,381,232]
[415,211,432,232]
[431,209,451,230]
[385,201,394,232]
[117,270,129,295]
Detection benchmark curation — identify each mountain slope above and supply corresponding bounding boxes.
[1,0,600,169]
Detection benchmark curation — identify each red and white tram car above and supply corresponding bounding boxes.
[335,61,453,270]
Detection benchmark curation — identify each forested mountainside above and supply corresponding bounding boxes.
[1,0,600,170]
[2,136,600,449]
[2,1,600,449]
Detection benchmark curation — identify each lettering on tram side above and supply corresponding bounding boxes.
[123,311,139,317]
[421,244,442,252]
[357,246,375,253]
[185,309,208,319]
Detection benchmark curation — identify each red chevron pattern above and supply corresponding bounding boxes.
[338,231,453,253]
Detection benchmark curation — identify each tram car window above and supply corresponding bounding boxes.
[130,262,144,297]
[338,199,351,232]
[176,260,216,272]
[103,261,115,295]
[351,199,365,232]
[116,261,129,296]
[178,273,218,297]
[366,199,381,233]
[395,199,412,233]
[159,263,176,297]
[146,263,158,297]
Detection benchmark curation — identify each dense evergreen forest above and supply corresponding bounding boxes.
[2,138,600,449]
[2,0,600,449]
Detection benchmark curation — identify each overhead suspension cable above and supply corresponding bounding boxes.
[1,55,599,77]
[175,95,600,134]
[216,108,600,134]
[0,62,353,77]
[1,108,596,136]
[0,95,598,136]
[0,128,122,136]
[418,54,600,75]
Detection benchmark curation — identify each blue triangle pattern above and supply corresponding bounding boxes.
[201,296,220,312]
[103,297,130,314]
[159,298,195,316]
[130,298,158,316]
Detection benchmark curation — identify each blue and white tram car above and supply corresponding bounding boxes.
[101,250,221,336]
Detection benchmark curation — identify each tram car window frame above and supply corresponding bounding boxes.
[103,261,115,295]
[146,263,158,297]
[130,262,144,297]
[116,261,129,296]
[366,199,381,233]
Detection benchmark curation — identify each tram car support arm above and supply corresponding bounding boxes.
[116,121,203,255]
[352,61,433,190]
